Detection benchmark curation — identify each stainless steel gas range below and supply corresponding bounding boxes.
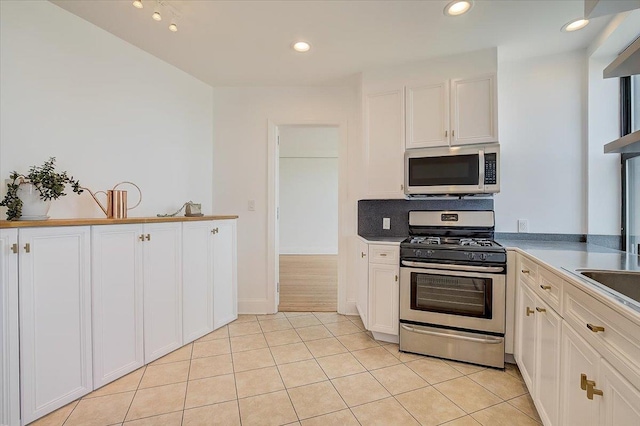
[399,210,507,368]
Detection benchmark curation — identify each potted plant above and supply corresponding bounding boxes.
[0,157,83,220]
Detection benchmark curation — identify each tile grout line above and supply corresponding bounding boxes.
[179,343,195,426]
[120,364,147,425]
[223,328,242,426]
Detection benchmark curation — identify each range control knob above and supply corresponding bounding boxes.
[467,252,475,260]
[415,250,423,257]
[426,250,435,257]
[479,253,488,261]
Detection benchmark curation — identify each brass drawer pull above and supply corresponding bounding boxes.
[587,323,605,333]
[526,307,535,316]
[361,252,366,258]
[11,243,18,254]
[587,383,603,400]
[139,234,145,241]
[395,275,398,282]
[521,269,530,274]
[540,285,552,290]
[211,228,219,234]
[536,307,546,313]
[380,253,387,257]
[145,234,151,241]
[24,243,30,253]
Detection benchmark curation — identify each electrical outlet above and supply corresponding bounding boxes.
[383,218,391,230]
[248,200,255,211]
[518,219,529,233]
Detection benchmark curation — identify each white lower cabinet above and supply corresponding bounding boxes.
[91,225,144,388]
[356,241,399,342]
[183,219,237,342]
[143,223,183,363]
[211,220,237,329]
[515,281,537,390]
[0,230,19,426]
[19,227,92,425]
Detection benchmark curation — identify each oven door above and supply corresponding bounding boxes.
[400,262,505,334]
[405,147,484,195]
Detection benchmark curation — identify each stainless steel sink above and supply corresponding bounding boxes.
[578,270,640,303]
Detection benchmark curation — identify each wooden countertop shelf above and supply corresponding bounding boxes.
[0,215,239,229]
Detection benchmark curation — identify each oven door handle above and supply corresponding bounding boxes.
[401,260,504,273]
[401,324,503,344]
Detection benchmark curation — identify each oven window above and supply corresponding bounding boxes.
[410,272,492,318]
[408,154,479,187]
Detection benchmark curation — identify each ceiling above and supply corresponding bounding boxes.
[51,0,613,87]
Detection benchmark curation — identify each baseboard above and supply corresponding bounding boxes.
[238,298,273,314]
[340,300,358,316]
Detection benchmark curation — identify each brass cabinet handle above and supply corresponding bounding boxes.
[24,243,30,253]
[526,307,535,316]
[587,323,605,333]
[361,252,366,258]
[145,234,151,241]
[452,130,455,137]
[395,275,398,282]
[138,234,145,241]
[536,307,546,313]
[400,184,404,191]
[521,269,530,274]
[581,373,603,399]
[211,228,219,234]
[540,285,552,290]
[380,253,387,257]
[10,243,18,254]
[587,382,603,400]
[445,130,448,138]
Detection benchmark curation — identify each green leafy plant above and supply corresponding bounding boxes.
[0,157,83,220]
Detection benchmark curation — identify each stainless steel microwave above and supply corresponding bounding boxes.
[404,144,500,196]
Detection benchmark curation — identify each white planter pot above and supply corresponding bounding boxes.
[16,183,51,219]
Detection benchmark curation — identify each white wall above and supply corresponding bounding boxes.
[279,126,339,254]
[587,55,621,236]
[496,50,587,234]
[212,87,358,314]
[0,1,214,219]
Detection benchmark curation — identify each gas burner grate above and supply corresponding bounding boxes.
[459,238,494,247]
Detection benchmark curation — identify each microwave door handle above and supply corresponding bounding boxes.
[478,150,485,192]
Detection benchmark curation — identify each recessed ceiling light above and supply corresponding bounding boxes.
[561,18,589,32]
[132,0,143,9]
[169,23,178,32]
[292,41,311,53]
[444,0,473,16]
[152,11,162,21]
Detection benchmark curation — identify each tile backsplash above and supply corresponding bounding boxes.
[358,198,494,238]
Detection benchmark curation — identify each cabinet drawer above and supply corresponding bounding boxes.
[369,245,399,265]
[518,255,538,286]
[536,267,563,316]
[563,282,640,390]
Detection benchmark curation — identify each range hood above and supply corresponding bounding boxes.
[604,36,640,154]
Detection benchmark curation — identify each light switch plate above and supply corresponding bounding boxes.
[383,218,391,230]
[248,200,255,211]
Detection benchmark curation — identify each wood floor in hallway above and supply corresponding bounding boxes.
[278,255,337,312]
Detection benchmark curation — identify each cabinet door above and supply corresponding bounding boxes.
[0,230,19,426]
[356,240,369,328]
[182,221,215,343]
[515,281,537,391]
[599,359,640,426]
[91,224,144,388]
[560,322,600,426]
[212,220,237,329]
[368,263,399,335]
[19,227,92,424]
[451,74,498,145]
[143,223,183,363]
[365,90,405,198]
[405,81,450,148]
[535,299,562,426]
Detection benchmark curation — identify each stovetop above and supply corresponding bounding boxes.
[403,236,503,249]
[400,235,507,266]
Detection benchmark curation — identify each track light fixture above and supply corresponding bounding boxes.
[152,11,162,21]
[132,0,143,9]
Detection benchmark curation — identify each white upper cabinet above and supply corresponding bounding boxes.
[91,224,144,389]
[451,74,498,146]
[405,74,497,149]
[0,229,19,426]
[19,226,92,425]
[364,89,405,199]
[405,82,450,149]
[143,222,183,363]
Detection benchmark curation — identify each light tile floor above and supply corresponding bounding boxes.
[31,312,541,426]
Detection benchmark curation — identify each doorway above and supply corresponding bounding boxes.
[276,125,339,312]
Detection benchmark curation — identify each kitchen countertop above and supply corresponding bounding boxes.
[0,215,239,228]
[357,235,406,245]
[498,238,640,318]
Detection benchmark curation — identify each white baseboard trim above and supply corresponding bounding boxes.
[341,300,358,316]
[238,298,273,314]
[372,331,399,344]
[279,248,338,255]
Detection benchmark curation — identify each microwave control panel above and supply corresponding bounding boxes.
[484,153,497,185]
